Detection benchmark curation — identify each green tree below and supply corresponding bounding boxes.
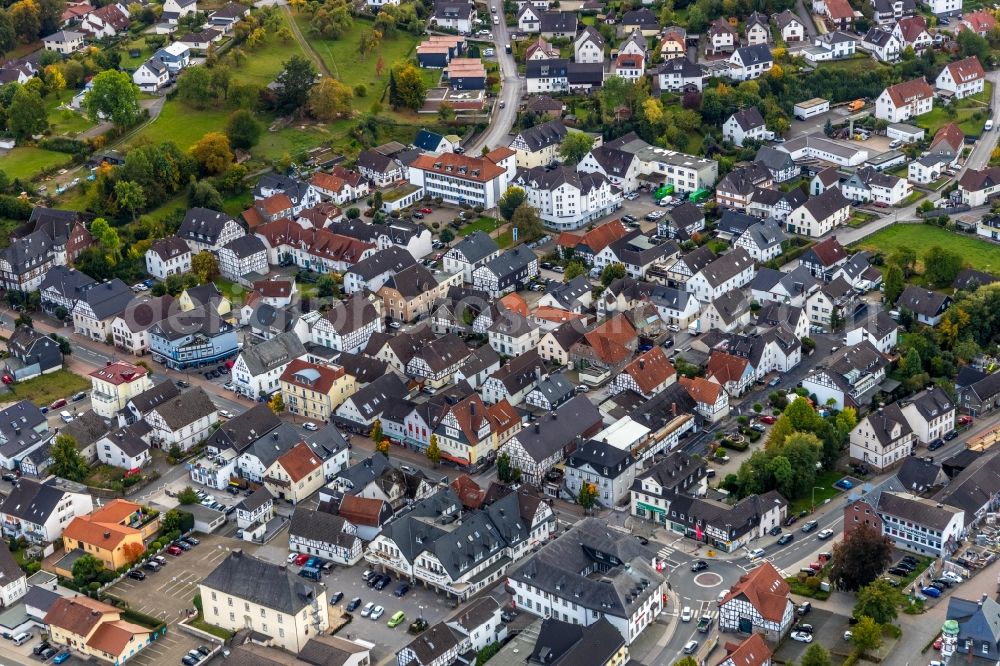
[49,434,87,482]
[72,554,105,586]
[440,228,455,243]
[600,263,627,286]
[0,9,16,55]
[673,657,699,666]
[851,616,883,655]
[577,481,598,511]
[558,132,595,164]
[114,179,146,221]
[902,347,923,378]
[511,203,544,242]
[391,63,427,111]
[498,186,527,221]
[177,486,200,504]
[831,524,894,591]
[190,181,224,210]
[190,132,233,175]
[160,508,193,533]
[497,451,513,482]
[317,274,340,299]
[854,578,900,624]
[307,77,353,121]
[784,398,823,433]
[889,245,916,277]
[800,643,832,666]
[883,264,905,305]
[311,0,353,38]
[177,66,216,108]
[226,109,262,149]
[923,245,965,288]
[7,84,46,139]
[85,70,141,129]
[90,217,122,265]
[426,434,441,466]
[275,55,317,114]
[564,260,587,281]
[957,28,990,61]
[370,419,383,445]
[191,250,219,282]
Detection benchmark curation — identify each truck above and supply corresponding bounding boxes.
[697,616,712,633]
[847,99,865,112]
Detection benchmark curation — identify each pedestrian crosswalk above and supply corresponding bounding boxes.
[657,545,675,560]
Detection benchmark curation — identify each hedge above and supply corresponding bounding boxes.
[39,137,89,155]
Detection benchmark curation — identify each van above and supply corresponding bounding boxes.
[13,631,33,646]
[889,139,902,149]
[987,120,994,131]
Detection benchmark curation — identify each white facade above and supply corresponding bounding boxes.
[936,58,986,99]
[875,84,933,123]
[521,175,623,232]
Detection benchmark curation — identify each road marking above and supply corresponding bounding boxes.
[657,546,675,559]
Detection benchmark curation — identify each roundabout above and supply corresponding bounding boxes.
[693,572,724,588]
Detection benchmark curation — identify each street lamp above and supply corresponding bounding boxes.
[812,486,824,512]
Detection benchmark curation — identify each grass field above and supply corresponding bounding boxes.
[48,106,95,137]
[131,102,232,151]
[1,147,72,181]
[916,105,988,137]
[790,469,845,514]
[5,369,90,407]
[231,16,307,87]
[293,14,420,110]
[460,216,500,236]
[855,224,1000,274]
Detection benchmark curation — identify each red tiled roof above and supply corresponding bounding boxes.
[280,358,345,395]
[680,376,724,406]
[719,634,773,666]
[486,146,515,163]
[90,361,148,385]
[931,122,964,152]
[895,15,927,43]
[960,10,996,34]
[720,562,790,623]
[331,166,365,188]
[706,352,750,386]
[809,237,847,267]
[338,495,387,526]
[499,293,529,317]
[253,278,294,299]
[533,306,584,325]
[44,596,115,637]
[311,172,346,193]
[582,314,637,366]
[944,56,985,84]
[556,220,629,254]
[410,153,505,183]
[451,474,486,509]
[275,442,322,483]
[623,346,675,394]
[884,77,933,108]
[259,193,293,215]
[824,0,853,20]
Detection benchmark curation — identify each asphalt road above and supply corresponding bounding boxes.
[466,4,521,154]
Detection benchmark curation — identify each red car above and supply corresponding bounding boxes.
[50,398,67,410]
[959,415,973,425]
[294,553,309,566]
[759,415,777,424]
[808,562,823,571]
[419,208,433,214]
[167,545,183,555]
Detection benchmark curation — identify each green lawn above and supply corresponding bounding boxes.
[131,101,232,151]
[222,190,254,218]
[789,469,845,514]
[1,147,72,181]
[231,17,304,87]
[294,15,421,109]
[48,106,95,137]
[916,106,988,137]
[5,369,90,407]
[460,216,501,236]
[854,224,1000,274]
[847,211,877,228]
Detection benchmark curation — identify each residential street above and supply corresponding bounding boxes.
[465,4,521,154]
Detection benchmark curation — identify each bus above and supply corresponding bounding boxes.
[689,188,711,203]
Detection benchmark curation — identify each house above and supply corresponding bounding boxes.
[526,36,560,61]
[208,1,249,31]
[200,551,328,653]
[488,310,540,357]
[218,235,269,286]
[357,146,407,188]
[4,326,62,381]
[343,246,417,295]
[537,321,585,365]
[525,373,576,411]
[264,441,328,504]
[901,386,955,445]
[232,331,307,399]
[958,10,996,36]
[805,31,858,62]
[379,263,459,323]
[539,11,577,38]
[175,28,223,51]
[686,247,756,303]
[408,152,510,209]
[801,341,888,410]
[630,451,708,524]
[707,18,737,55]
[874,491,964,557]
[936,56,986,99]
[745,12,770,45]
[508,120,572,168]
[145,235,191,279]
[875,78,934,122]
[872,0,915,24]
[517,4,541,31]
[959,166,1000,206]
[96,422,152,471]
[44,596,153,664]
[234,486,274,531]
[61,500,158,571]
[594,232,677,279]
[0,541,26,607]
[499,395,604,485]
[718,635,773,666]
[280,359,356,422]
[755,146,798,184]
[718,562,793,641]
[891,16,932,53]
[610,347,676,398]
[774,9,804,41]
[78,3,129,37]
[845,311,899,356]
[841,166,911,205]
[148,304,237,369]
[574,26,604,63]
[716,163,772,210]
[578,133,718,195]
[861,27,902,62]
[154,42,190,72]
[289,507,362,565]
[507,517,666,644]
[748,186,807,223]
[72,279,133,342]
[39,265,95,315]
[0,231,56,292]
[406,334,471,387]
[89,361,152,419]
[620,7,658,34]
[728,44,773,81]
[163,0,196,16]
[659,203,706,241]
[515,166,622,232]
[680,376,730,423]
[777,133,868,167]
[444,232,501,284]
[0,477,93,543]
[736,219,786,262]
[43,30,85,54]
[178,207,245,253]
[473,247,538,297]
[945,596,1000,660]
[850,403,916,472]
[660,26,687,57]
[896,285,951,326]
[563,440,636,507]
[723,108,769,147]
[800,237,848,279]
[142,386,217,452]
[785,188,851,237]
[653,56,706,93]
[444,58,487,90]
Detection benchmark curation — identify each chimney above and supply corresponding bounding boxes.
[671,402,677,416]
[639,360,645,370]
[103,531,111,539]
[470,402,475,416]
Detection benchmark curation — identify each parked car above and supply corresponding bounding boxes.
[360,602,375,618]
[346,597,362,612]
[791,631,813,643]
[834,479,853,490]
[370,605,385,620]
[797,602,812,616]
[784,514,798,527]
[330,591,344,605]
[167,544,183,555]
[219,410,233,419]
[294,553,309,566]
[388,611,406,628]
[888,566,910,576]
[922,586,942,598]
[127,569,146,580]
[33,641,51,656]
[182,536,200,546]
[928,438,945,451]
[39,648,56,661]
[768,526,782,536]
[52,651,71,665]
[760,415,776,424]
[303,422,319,431]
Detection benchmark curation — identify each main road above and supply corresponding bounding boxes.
[466,4,522,154]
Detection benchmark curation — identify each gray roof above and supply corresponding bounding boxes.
[508,517,663,619]
[0,477,71,524]
[205,404,280,452]
[60,410,109,451]
[654,56,703,78]
[148,236,191,262]
[413,334,471,373]
[947,596,1000,645]
[0,401,49,460]
[876,491,961,530]
[343,373,407,420]
[0,540,24,590]
[201,550,323,613]
[934,449,1000,515]
[79,279,133,320]
[801,187,850,221]
[346,246,416,281]
[510,394,603,463]
[730,107,765,131]
[539,10,577,32]
[696,247,754,288]
[236,486,273,513]
[863,403,912,448]
[565,439,634,479]
[400,623,462,665]
[755,145,796,172]
[896,285,950,318]
[530,616,625,666]
[903,386,953,422]
[516,165,612,196]
[482,246,537,280]
[39,266,96,302]
[242,423,305,468]
[239,331,306,376]
[740,219,786,251]
[527,373,576,407]
[178,207,237,244]
[289,508,357,549]
[632,451,706,499]
[221,234,266,259]
[514,119,569,152]
[127,380,181,415]
[450,231,500,265]
[734,43,773,65]
[151,386,217,429]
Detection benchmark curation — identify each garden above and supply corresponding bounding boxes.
[855,224,1000,275]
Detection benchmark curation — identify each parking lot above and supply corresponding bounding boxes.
[774,608,852,664]
[103,532,242,666]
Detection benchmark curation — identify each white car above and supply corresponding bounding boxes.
[683,640,699,654]
[303,422,319,431]
[287,553,297,563]
[791,632,813,643]
[360,602,375,618]
[943,571,963,583]
[484,48,495,56]
[370,605,385,620]
[817,529,834,540]
[493,15,499,24]
[219,410,233,419]
[680,606,693,622]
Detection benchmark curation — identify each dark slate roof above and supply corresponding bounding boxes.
[413,129,446,152]
[876,492,961,530]
[512,394,603,463]
[527,58,569,79]
[946,596,1000,646]
[201,550,322,613]
[39,265,96,301]
[235,486,273,513]
[734,43,773,65]
[289,508,357,548]
[565,439,634,479]
[539,10,577,32]
[528,373,576,407]
[934,451,1000,515]
[654,56,704,78]
[530,616,626,666]
[178,207,237,244]
[953,268,998,291]
[79,279,133,320]
[450,231,499,265]
[344,373,407,420]
[221,234,266,259]
[0,477,69,524]
[567,62,604,85]
[896,285,951,318]
[347,246,416,281]
[127,380,182,415]
[60,410,109,451]
[482,246,537,279]
[514,119,568,151]
[152,387,217,429]
[240,331,306,376]
[335,352,389,384]
[730,107,765,131]
[0,401,49,460]
[0,539,24,589]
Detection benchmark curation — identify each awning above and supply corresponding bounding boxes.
[441,453,469,466]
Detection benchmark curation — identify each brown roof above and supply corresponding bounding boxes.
[499,292,529,317]
[280,358,345,394]
[88,619,150,656]
[680,376,724,406]
[337,494,388,526]
[720,634,773,666]
[809,237,847,267]
[443,394,492,446]
[582,314,637,365]
[884,77,933,108]
[44,596,116,637]
[708,17,737,35]
[960,9,996,33]
[451,474,486,509]
[90,361,148,386]
[486,146,516,163]
[311,172,347,193]
[824,0,853,20]
[275,442,322,483]
[944,56,985,83]
[931,122,964,152]
[533,306,584,325]
[91,3,129,30]
[895,15,927,42]
[259,193,293,215]
[720,561,790,622]
[487,399,519,433]
[253,278,294,299]
[409,153,505,183]
[623,346,675,394]
[331,166,366,188]
[706,352,750,386]
[557,219,629,254]
[959,166,1000,192]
